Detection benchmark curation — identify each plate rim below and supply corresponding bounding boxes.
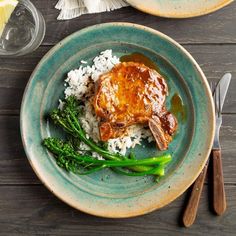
[20,22,215,218]
[125,0,233,18]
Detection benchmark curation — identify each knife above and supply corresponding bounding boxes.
[183,73,231,227]
[212,73,231,215]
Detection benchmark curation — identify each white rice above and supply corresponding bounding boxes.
[63,50,154,155]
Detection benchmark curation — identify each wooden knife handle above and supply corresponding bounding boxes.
[183,163,208,227]
[212,149,226,215]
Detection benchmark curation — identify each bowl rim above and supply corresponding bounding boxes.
[20,22,215,218]
[125,0,233,18]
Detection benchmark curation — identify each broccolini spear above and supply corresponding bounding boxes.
[43,137,171,176]
[43,96,172,176]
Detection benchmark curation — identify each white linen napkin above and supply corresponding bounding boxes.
[56,0,128,20]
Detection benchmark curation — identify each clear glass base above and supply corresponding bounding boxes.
[0,0,46,57]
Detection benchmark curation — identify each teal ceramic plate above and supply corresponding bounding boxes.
[126,0,233,18]
[20,23,214,218]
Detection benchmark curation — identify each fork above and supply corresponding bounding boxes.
[212,82,226,215]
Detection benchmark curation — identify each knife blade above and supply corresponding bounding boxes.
[212,73,231,215]
[213,73,231,149]
[216,72,231,114]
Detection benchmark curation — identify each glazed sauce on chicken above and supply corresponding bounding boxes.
[93,58,178,150]
[94,61,167,119]
[122,53,186,122]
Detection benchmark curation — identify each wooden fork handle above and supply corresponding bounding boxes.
[183,163,208,227]
[212,149,226,215]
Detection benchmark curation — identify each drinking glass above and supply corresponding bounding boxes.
[0,0,46,56]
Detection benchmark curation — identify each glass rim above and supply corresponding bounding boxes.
[0,0,46,57]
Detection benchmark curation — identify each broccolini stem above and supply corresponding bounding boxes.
[65,153,171,167]
[43,138,171,168]
[113,165,165,176]
[67,111,122,161]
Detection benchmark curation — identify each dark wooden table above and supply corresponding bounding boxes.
[0,1,235,235]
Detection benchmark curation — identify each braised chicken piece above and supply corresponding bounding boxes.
[93,62,177,150]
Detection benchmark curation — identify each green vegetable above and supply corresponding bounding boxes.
[43,96,172,177]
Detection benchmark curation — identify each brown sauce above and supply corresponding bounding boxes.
[120,52,159,71]
[170,93,186,121]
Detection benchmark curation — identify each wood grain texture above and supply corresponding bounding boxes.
[0,185,235,236]
[0,116,40,184]
[31,0,236,45]
[183,163,208,227]
[0,0,235,234]
[212,149,227,215]
[0,45,235,114]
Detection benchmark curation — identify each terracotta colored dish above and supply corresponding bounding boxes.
[20,23,214,218]
[126,0,233,18]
